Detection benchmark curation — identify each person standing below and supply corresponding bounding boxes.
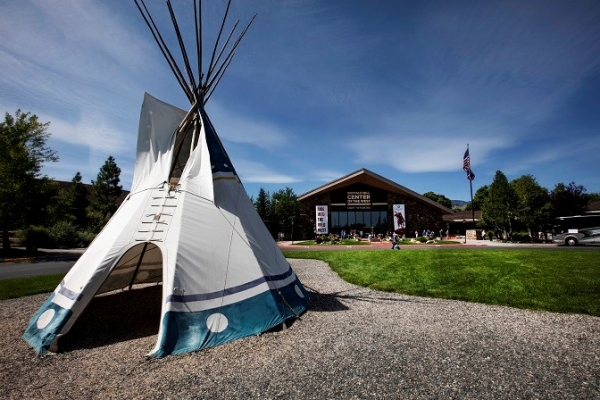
[391,232,400,250]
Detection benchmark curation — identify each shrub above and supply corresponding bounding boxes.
[48,221,81,249]
[17,225,54,251]
[315,236,323,244]
[510,232,532,243]
[417,236,428,243]
[76,230,96,247]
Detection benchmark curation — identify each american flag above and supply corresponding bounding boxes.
[463,148,475,181]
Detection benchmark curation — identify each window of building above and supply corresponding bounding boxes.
[328,209,388,235]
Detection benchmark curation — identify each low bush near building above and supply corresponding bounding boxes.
[17,223,96,251]
[17,226,53,251]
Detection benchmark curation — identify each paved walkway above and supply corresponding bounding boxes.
[1,239,557,264]
[278,238,557,250]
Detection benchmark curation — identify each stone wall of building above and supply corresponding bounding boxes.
[387,193,447,236]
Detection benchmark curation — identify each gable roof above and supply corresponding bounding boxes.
[587,201,600,214]
[298,168,454,214]
[443,210,482,223]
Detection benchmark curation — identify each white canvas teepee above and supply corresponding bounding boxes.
[23,0,309,358]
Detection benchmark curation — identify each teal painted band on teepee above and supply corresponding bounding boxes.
[22,293,72,355]
[153,279,309,357]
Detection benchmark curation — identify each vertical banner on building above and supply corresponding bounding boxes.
[393,204,406,233]
[316,205,328,235]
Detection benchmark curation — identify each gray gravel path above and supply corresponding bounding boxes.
[1,259,599,399]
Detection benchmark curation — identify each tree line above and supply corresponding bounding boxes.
[3,109,598,252]
[1,110,123,255]
[253,187,304,241]
[463,171,599,239]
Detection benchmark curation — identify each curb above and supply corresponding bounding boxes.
[0,253,82,264]
[0,257,35,264]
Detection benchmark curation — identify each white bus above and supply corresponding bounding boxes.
[553,215,600,233]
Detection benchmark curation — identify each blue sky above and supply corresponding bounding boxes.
[1,0,599,202]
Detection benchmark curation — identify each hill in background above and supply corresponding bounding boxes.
[451,200,467,210]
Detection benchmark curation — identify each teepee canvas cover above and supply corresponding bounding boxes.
[23,1,308,358]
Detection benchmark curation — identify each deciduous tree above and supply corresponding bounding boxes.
[423,191,452,209]
[510,175,551,237]
[550,182,588,218]
[0,110,58,253]
[465,185,489,211]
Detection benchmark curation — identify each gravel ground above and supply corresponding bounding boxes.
[1,259,599,399]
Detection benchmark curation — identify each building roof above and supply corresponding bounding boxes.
[587,200,600,214]
[298,168,454,214]
[443,210,482,223]
[443,200,600,222]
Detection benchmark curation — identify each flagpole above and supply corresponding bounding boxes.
[469,175,475,229]
[463,144,476,236]
[467,144,475,229]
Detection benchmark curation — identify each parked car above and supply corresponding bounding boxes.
[552,227,600,246]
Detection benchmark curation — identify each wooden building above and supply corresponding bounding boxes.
[297,168,453,239]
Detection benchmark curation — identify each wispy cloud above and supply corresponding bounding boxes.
[46,112,132,154]
[309,169,350,183]
[208,101,291,149]
[235,160,301,184]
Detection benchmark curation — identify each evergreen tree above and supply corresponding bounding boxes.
[270,187,299,240]
[67,172,90,228]
[481,171,518,238]
[0,110,58,253]
[254,188,271,223]
[87,156,122,232]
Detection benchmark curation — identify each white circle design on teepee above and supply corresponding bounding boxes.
[294,284,304,298]
[206,313,228,333]
[136,271,150,281]
[36,309,55,329]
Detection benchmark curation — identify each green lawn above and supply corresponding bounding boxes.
[2,249,599,317]
[0,274,63,300]
[294,239,372,246]
[292,239,460,246]
[283,249,600,316]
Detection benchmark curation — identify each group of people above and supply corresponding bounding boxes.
[340,229,366,239]
[415,229,444,239]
